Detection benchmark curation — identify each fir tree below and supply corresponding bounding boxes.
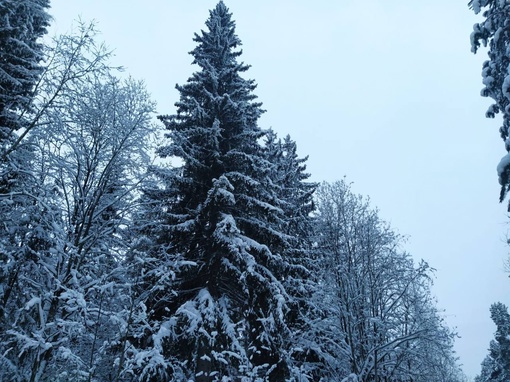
[132,2,304,380]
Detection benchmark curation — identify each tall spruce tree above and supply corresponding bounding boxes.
[132,2,304,381]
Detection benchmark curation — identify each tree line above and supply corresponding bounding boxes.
[0,1,466,381]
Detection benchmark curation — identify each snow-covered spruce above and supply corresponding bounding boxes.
[127,2,315,381]
[470,0,510,207]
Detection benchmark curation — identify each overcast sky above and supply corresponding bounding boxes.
[48,1,510,379]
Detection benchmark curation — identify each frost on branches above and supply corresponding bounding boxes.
[0,17,156,381]
[0,1,467,381]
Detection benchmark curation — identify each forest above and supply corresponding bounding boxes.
[0,0,508,381]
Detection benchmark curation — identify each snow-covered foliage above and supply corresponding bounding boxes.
[0,0,50,135]
[0,1,466,381]
[312,180,465,381]
[0,18,156,381]
[470,0,510,206]
[125,2,324,380]
[341,374,358,382]
[476,303,510,382]
[0,1,53,379]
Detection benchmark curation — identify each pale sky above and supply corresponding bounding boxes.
[48,1,510,379]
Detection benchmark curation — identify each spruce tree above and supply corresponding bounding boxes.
[263,130,321,379]
[0,0,50,330]
[470,0,510,206]
[0,0,50,137]
[476,303,510,382]
[264,130,315,242]
[0,0,51,286]
[133,2,301,380]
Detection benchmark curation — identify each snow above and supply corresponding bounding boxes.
[175,218,197,232]
[497,152,510,184]
[487,103,499,118]
[24,297,41,310]
[472,0,482,14]
[341,374,358,382]
[60,290,87,312]
[153,320,172,349]
[215,213,241,237]
[483,75,495,88]
[503,74,510,101]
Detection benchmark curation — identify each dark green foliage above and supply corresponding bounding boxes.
[263,130,316,242]
[476,303,510,382]
[133,2,310,380]
[0,0,50,321]
[0,0,50,137]
[470,0,510,206]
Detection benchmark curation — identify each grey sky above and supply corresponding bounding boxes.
[49,1,510,378]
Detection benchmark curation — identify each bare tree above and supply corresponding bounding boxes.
[312,180,464,381]
[0,22,156,382]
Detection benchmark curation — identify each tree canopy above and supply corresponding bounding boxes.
[0,2,467,381]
